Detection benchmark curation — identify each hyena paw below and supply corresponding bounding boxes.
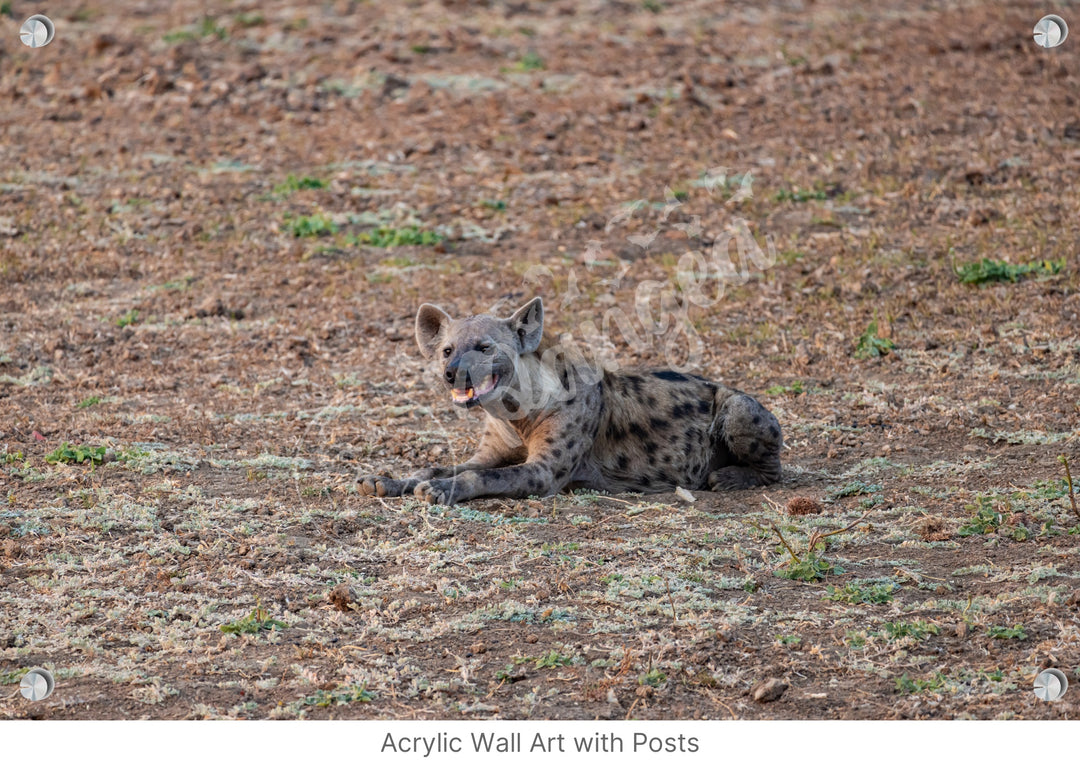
[360,476,411,497]
[414,478,463,506]
[707,466,765,491]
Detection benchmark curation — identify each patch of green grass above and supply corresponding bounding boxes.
[642,0,664,12]
[274,174,327,195]
[775,634,802,646]
[380,255,419,268]
[825,581,898,605]
[827,480,881,499]
[1032,478,1071,499]
[765,380,805,396]
[350,226,443,247]
[480,198,507,211]
[163,17,226,43]
[854,317,894,359]
[959,496,1003,536]
[77,396,103,409]
[881,620,939,641]
[513,51,545,71]
[844,631,867,649]
[0,668,29,684]
[45,443,107,466]
[639,668,667,687]
[987,624,1026,640]
[283,212,337,238]
[955,257,1064,285]
[220,605,287,634]
[776,554,842,581]
[9,518,49,537]
[766,518,854,582]
[162,29,197,43]
[116,310,139,328]
[895,672,945,695]
[773,187,829,203]
[535,650,573,669]
[198,17,227,39]
[959,496,1032,540]
[0,2,13,18]
[541,541,580,554]
[3,450,24,464]
[300,685,374,707]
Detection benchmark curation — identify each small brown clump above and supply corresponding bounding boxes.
[786,496,824,516]
[328,583,357,612]
[915,517,951,542]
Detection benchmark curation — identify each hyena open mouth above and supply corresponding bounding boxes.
[451,374,499,404]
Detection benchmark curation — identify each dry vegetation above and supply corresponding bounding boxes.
[1,0,1079,719]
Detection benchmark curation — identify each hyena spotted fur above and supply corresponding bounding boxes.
[360,297,782,506]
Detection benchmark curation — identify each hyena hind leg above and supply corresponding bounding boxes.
[707,393,783,491]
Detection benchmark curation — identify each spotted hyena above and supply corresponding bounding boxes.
[360,297,782,505]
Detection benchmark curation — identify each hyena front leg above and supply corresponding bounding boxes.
[414,420,584,505]
[413,461,567,505]
[360,420,525,498]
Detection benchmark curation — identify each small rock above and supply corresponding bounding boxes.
[752,677,789,703]
[674,486,696,503]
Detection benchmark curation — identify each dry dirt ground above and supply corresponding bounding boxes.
[1,0,1079,720]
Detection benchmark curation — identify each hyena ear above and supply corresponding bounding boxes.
[416,303,452,359]
[506,296,544,354]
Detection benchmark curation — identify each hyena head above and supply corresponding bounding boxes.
[415,297,544,412]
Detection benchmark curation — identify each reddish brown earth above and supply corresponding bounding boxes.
[1,0,1079,720]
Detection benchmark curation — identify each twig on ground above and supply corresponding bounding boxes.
[1059,455,1080,520]
[664,578,678,621]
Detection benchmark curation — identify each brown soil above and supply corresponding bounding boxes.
[1,0,1079,720]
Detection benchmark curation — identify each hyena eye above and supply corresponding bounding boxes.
[478,344,493,354]
[442,347,452,358]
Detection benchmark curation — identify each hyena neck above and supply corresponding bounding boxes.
[485,351,569,422]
